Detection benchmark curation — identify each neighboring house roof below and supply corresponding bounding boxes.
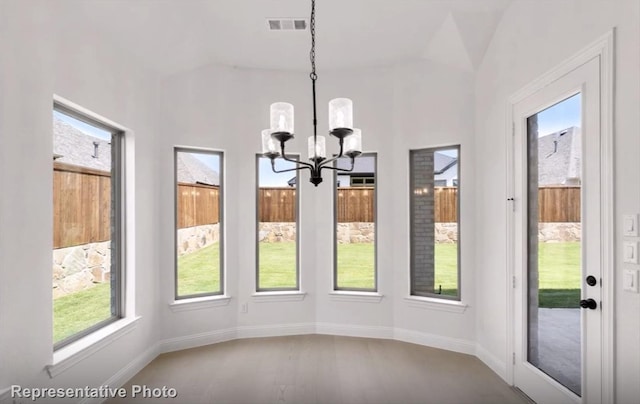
[434,152,457,175]
[433,151,458,186]
[53,116,220,186]
[53,117,112,171]
[176,152,220,186]
[538,126,581,186]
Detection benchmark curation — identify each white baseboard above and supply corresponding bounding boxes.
[78,343,160,404]
[394,327,476,355]
[236,322,315,339]
[475,344,507,381]
[159,327,237,354]
[316,322,394,340]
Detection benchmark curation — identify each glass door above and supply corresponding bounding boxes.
[512,56,603,404]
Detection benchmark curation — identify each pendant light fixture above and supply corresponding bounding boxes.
[261,0,362,186]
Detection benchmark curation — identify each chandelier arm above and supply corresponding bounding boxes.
[270,163,312,174]
[276,155,314,170]
[277,141,314,169]
[316,137,345,168]
[319,156,356,173]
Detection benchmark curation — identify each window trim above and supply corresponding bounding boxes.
[255,154,300,292]
[174,147,225,300]
[52,101,126,351]
[333,152,378,292]
[409,145,461,301]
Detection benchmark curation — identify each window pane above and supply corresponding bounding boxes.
[175,150,223,298]
[257,156,298,290]
[527,94,582,395]
[410,146,460,299]
[52,107,121,347]
[335,154,376,291]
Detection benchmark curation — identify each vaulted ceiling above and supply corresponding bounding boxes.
[54,0,511,76]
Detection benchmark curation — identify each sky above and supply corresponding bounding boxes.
[259,157,298,187]
[536,93,581,137]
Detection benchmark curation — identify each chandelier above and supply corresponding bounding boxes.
[260,0,362,186]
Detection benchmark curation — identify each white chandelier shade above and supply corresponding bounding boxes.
[328,98,353,130]
[270,102,294,133]
[261,129,280,156]
[344,128,362,154]
[307,135,326,160]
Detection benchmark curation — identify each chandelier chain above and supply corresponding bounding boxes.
[309,0,316,80]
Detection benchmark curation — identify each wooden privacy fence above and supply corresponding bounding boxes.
[177,183,220,228]
[336,187,375,222]
[538,186,581,222]
[258,188,297,222]
[53,162,111,249]
[54,167,582,248]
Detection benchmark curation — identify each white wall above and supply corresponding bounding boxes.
[474,0,640,401]
[0,0,160,397]
[159,60,477,349]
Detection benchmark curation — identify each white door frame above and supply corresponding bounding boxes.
[505,30,615,403]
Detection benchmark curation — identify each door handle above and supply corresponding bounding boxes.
[579,298,597,310]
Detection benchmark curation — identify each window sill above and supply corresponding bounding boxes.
[47,316,141,379]
[404,296,468,313]
[169,295,231,312]
[329,291,384,303]
[252,291,306,303]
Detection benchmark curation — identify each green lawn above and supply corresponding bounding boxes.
[53,241,581,343]
[53,282,111,343]
[177,243,221,296]
[336,243,376,289]
[538,242,581,308]
[258,242,297,289]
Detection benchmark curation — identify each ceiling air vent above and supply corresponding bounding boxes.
[267,18,307,31]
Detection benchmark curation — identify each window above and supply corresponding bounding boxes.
[350,176,375,187]
[334,154,377,291]
[52,104,124,349]
[410,146,460,300]
[175,149,224,298]
[256,156,299,291]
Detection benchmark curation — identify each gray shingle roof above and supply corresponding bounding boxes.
[53,117,111,171]
[537,126,581,185]
[176,152,220,186]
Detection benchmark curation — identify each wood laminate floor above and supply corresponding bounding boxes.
[106,334,531,404]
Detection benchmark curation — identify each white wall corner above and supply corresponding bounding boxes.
[475,343,508,382]
[394,327,476,355]
[77,342,160,404]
